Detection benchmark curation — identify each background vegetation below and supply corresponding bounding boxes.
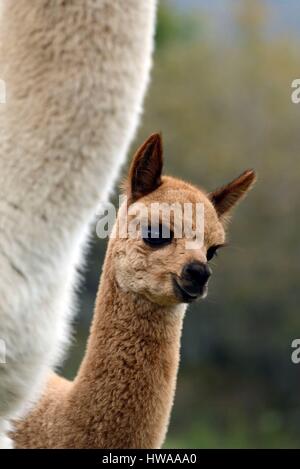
[61,0,300,448]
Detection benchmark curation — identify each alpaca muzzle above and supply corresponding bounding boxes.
[173,262,212,303]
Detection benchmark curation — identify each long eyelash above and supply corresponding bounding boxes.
[210,243,228,251]
[207,243,228,261]
[215,243,228,250]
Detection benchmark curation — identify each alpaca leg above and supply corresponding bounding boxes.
[0,0,157,446]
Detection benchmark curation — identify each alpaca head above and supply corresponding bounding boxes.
[111,133,256,306]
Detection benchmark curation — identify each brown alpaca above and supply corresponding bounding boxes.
[13,134,256,449]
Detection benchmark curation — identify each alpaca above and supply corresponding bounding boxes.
[13,133,256,449]
[0,0,157,448]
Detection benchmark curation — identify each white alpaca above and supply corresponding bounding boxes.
[0,0,157,449]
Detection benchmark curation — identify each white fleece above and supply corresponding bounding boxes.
[0,0,157,448]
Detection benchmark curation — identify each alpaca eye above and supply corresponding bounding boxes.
[206,245,219,261]
[142,224,174,247]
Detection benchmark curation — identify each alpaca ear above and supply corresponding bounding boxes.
[210,169,256,219]
[127,133,163,202]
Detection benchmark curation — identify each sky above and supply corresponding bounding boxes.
[173,0,300,38]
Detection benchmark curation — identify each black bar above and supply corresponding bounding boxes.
[2,449,297,466]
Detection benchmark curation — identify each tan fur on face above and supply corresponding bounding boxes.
[114,176,225,306]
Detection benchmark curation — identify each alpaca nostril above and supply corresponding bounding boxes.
[182,262,212,292]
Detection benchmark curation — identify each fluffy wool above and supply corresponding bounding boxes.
[13,134,255,449]
[0,0,157,448]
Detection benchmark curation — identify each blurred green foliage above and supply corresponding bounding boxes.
[62,0,300,448]
[155,3,201,49]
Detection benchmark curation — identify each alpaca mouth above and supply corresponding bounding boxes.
[172,276,207,303]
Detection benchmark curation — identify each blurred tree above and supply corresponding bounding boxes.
[155,1,201,49]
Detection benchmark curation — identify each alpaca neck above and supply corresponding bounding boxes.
[67,250,186,449]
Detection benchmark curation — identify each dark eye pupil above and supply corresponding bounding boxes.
[142,224,174,247]
[207,246,218,261]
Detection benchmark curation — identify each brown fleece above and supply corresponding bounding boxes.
[13,250,184,449]
[12,134,256,449]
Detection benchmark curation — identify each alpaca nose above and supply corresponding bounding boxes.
[181,261,212,295]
